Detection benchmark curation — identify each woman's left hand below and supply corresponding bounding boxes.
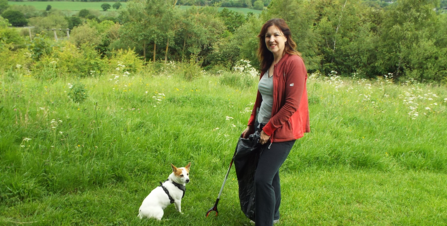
[259,130,270,145]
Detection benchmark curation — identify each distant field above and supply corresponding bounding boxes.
[8,1,125,11]
[8,1,262,14]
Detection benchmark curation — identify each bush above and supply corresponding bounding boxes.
[101,3,111,11]
[32,41,106,78]
[0,23,25,48]
[0,44,31,73]
[27,35,54,61]
[0,0,8,15]
[181,55,204,81]
[78,9,90,18]
[108,48,143,74]
[253,0,264,10]
[66,16,82,30]
[9,5,40,18]
[113,2,122,10]
[68,82,88,103]
[69,24,101,47]
[2,10,27,26]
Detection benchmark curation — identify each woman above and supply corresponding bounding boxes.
[241,18,310,226]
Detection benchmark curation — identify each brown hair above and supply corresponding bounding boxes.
[257,18,301,72]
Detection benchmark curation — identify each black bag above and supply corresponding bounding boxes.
[233,130,261,221]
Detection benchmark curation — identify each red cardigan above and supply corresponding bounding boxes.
[247,54,310,142]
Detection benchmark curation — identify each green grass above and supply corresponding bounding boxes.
[1,67,447,225]
[8,1,262,14]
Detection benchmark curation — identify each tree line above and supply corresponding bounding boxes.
[1,0,447,83]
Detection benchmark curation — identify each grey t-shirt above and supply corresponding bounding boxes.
[257,71,273,124]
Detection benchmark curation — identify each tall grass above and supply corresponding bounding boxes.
[1,67,446,225]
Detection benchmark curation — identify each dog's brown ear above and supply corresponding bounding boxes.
[185,162,191,171]
[171,163,177,172]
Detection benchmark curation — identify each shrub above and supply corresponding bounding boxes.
[113,2,122,10]
[32,56,58,80]
[0,0,9,15]
[0,44,31,75]
[9,5,40,19]
[68,82,88,103]
[28,14,69,39]
[27,35,54,61]
[108,48,143,74]
[253,0,264,10]
[101,3,111,11]
[78,9,90,18]
[0,23,25,48]
[66,16,82,30]
[2,10,27,27]
[69,24,101,48]
[182,56,203,81]
[32,41,106,78]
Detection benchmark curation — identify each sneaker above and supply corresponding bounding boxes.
[249,219,280,224]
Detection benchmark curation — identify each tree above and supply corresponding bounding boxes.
[46,5,52,11]
[253,0,264,9]
[66,16,82,30]
[0,15,9,28]
[176,7,225,65]
[0,0,8,15]
[218,8,245,33]
[101,3,111,11]
[378,0,440,81]
[119,0,179,61]
[0,23,25,48]
[9,5,40,18]
[266,0,319,71]
[29,12,69,39]
[79,9,90,18]
[113,2,122,10]
[2,10,27,27]
[70,24,101,47]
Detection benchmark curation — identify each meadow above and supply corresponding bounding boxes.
[1,63,447,225]
[8,1,262,14]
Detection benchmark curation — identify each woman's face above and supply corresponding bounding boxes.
[265,25,287,56]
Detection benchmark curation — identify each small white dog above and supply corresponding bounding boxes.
[138,163,191,220]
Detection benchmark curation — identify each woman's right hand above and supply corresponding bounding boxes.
[241,125,254,138]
